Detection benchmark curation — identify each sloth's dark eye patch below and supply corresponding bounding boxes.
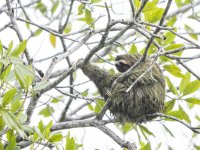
[115,61,131,72]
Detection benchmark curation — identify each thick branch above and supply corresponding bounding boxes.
[51,119,136,150]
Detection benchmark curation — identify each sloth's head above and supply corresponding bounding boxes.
[115,54,141,72]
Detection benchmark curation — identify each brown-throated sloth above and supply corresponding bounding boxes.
[81,54,165,123]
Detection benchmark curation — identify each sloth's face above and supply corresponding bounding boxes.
[115,55,131,72]
[115,54,141,72]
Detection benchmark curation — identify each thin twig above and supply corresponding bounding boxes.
[172,57,200,80]
[135,0,148,19]
[6,0,32,65]
[171,30,200,48]
[128,0,135,18]
[62,0,74,31]
[147,113,200,134]
[166,0,200,19]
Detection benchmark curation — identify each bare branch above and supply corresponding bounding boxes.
[6,0,32,65]
[135,0,148,19]
[0,22,11,32]
[97,125,137,150]
[147,113,200,134]
[62,0,74,31]
[166,0,200,19]
[128,0,135,18]
[64,113,96,121]
[171,30,200,48]
[51,119,136,150]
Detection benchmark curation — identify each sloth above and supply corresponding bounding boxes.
[81,54,166,123]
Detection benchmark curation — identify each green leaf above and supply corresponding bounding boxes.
[164,44,184,51]
[179,72,191,94]
[0,139,3,150]
[10,40,27,57]
[5,136,16,150]
[88,104,94,111]
[6,41,13,56]
[179,105,191,123]
[147,44,157,54]
[163,31,176,46]
[2,88,17,107]
[164,64,185,78]
[162,124,174,137]
[91,0,101,3]
[36,2,47,14]
[185,98,200,105]
[11,99,21,113]
[141,142,151,150]
[167,16,177,27]
[26,22,30,29]
[184,24,198,40]
[43,120,53,139]
[39,106,54,117]
[139,125,155,137]
[0,110,27,138]
[0,58,9,66]
[4,70,15,82]
[144,8,164,23]
[32,132,39,142]
[0,64,12,81]
[159,56,170,62]
[14,64,34,89]
[85,8,94,25]
[134,0,141,10]
[143,0,158,12]
[51,97,60,103]
[94,99,105,113]
[163,100,175,113]
[11,91,22,103]
[0,40,3,56]
[34,126,45,140]
[78,4,85,15]
[121,123,133,134]
[18,113,27,124]
[129,44,138,54]
[81,90,88,97]
[38,120,44,132]
[49,133,63,142]
[167,110,181,121]
[175,0,190,7]
[66,132,75,150]
[9,56,24,65]
[34,29,43,36]
[0,116,5,130]
[50,33,56,48]
[64,24,72,34]
[6,129,15,142]
[183,80,200,96]
[167,105,191,123]
[51,1,59,14]
[165,76,178,95]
